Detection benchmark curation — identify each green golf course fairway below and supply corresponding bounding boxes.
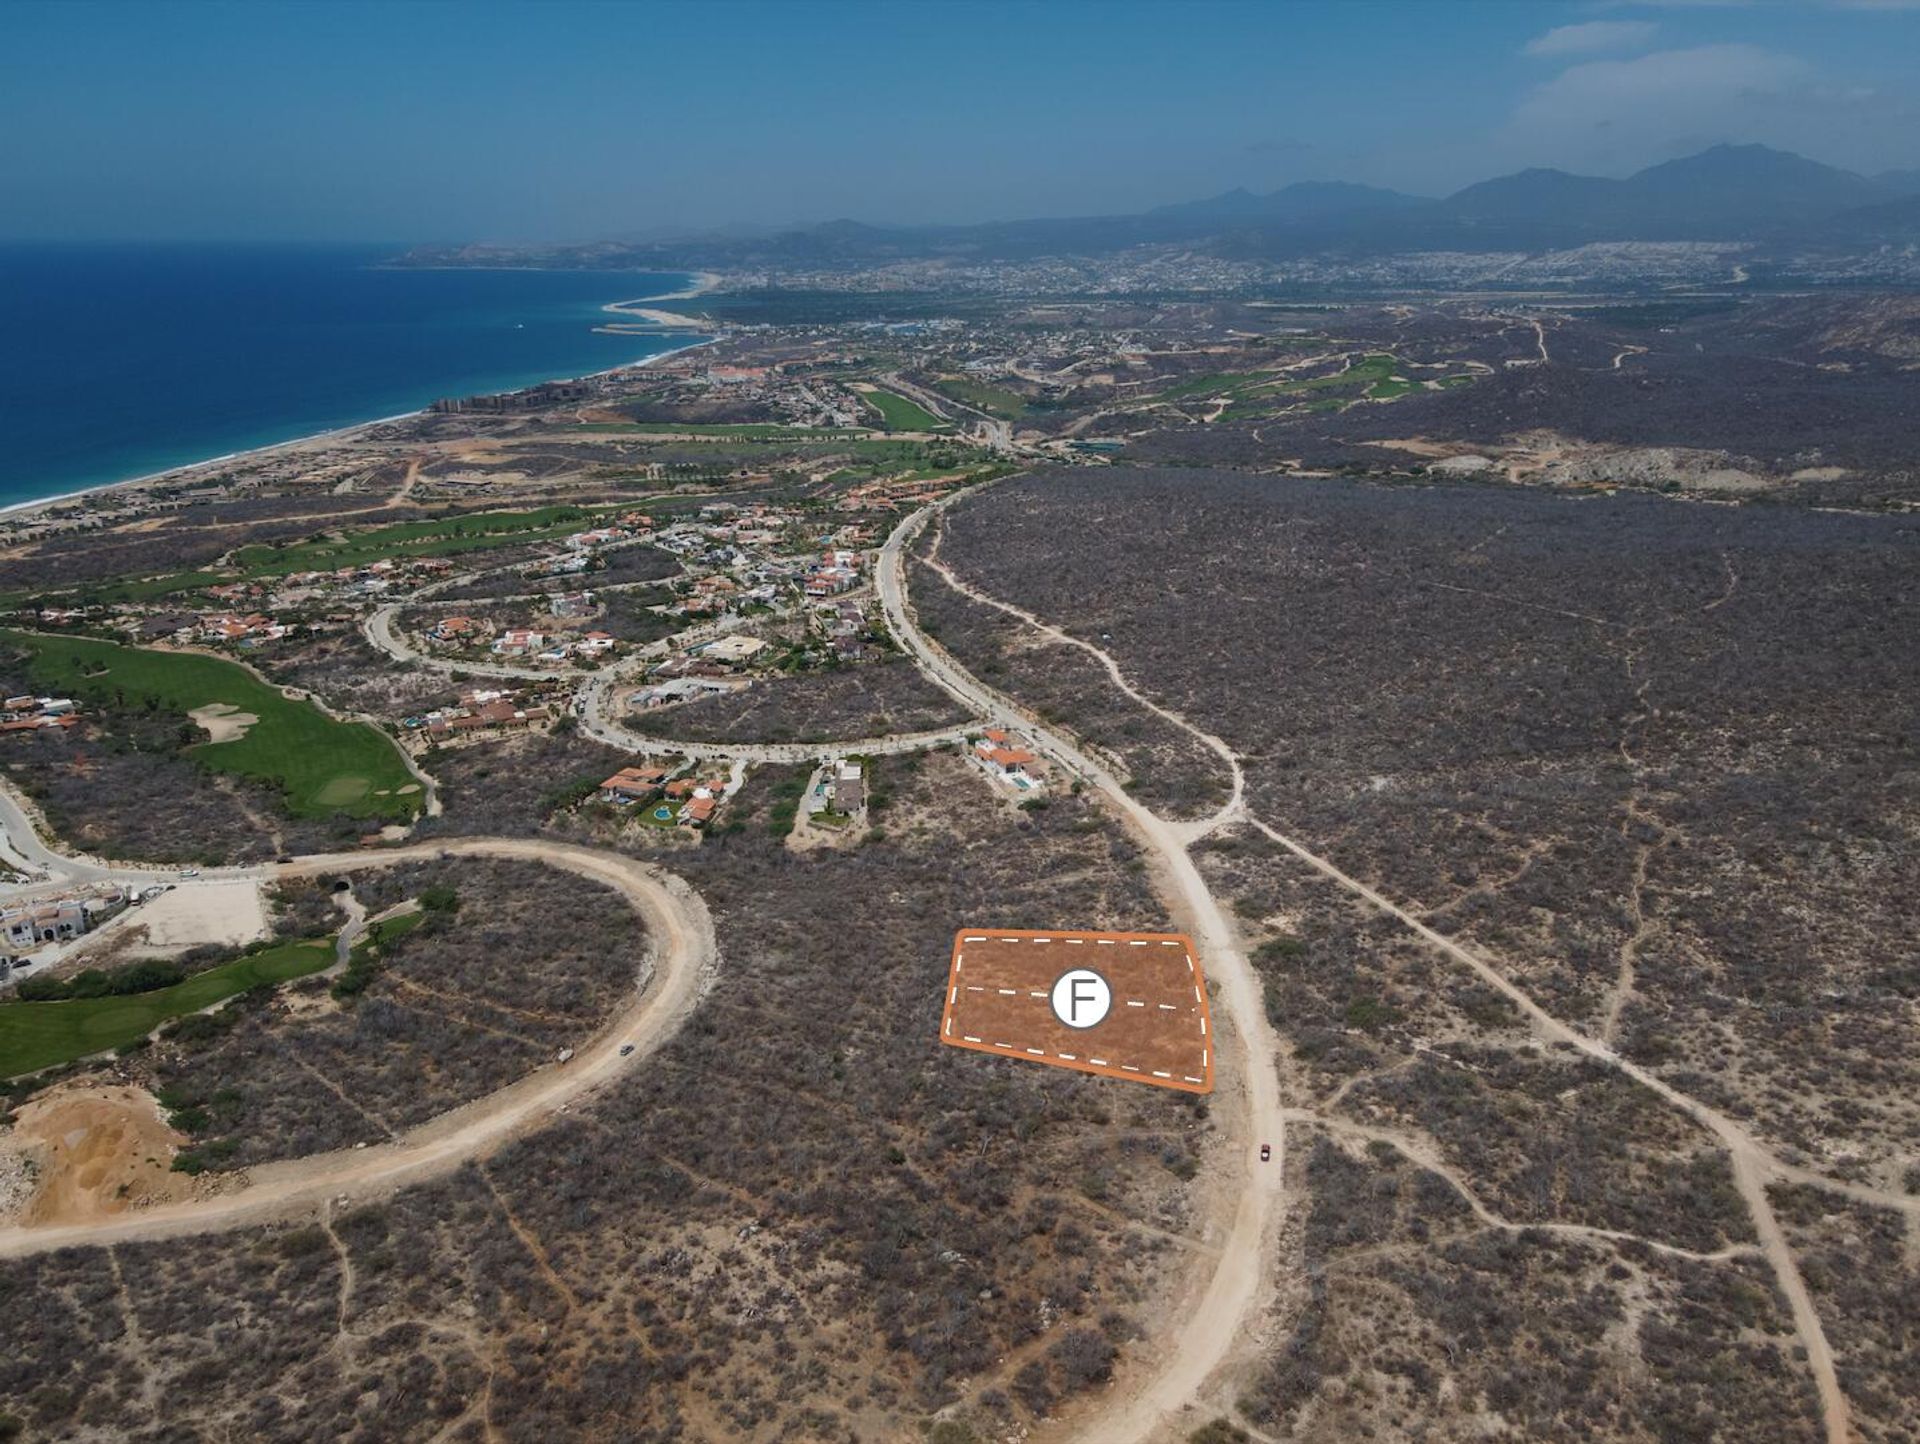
[0,629,420,820]
[0,938,334,1078]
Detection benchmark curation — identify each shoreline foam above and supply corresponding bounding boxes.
[0,274,721,525]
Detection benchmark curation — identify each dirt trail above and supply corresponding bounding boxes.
[0,838,715,1257]
[1236,809,1853,1442]
[919,520,1245,839]
[894,491,1856,1444]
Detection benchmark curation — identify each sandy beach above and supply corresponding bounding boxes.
[0,274,724,527]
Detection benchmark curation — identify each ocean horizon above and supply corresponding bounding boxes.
[0,243,702,509]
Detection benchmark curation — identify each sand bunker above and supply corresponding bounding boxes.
[4,1084,191,1226]
[188,701,259,743]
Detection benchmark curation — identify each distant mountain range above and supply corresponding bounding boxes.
[398,144,1920,270]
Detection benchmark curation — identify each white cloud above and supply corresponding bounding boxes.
[1524,20,1660,57]
[1509,43,1811,157]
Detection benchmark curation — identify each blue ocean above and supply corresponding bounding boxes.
[0,244,700,506]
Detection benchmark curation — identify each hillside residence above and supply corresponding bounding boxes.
[830,760,865,813]
[432,615,484,642]
[975,730,1043,778]
[2,889,126,953]
[804,567,857,598]
[492,628,547,655]
[2,696,79,734]
[600,765,670,805]
[568,527,631,550]
[414,694,554,739]
[631,677,744,709]
[697,635,768,666]
[201,612,289,643]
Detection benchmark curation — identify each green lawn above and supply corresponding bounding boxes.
[1153,371,1270,403]
[0,630,421,819]
[860,388,950,433]
[0,938,334,1077]
[228,503,623,577]
[933,377,1028,419]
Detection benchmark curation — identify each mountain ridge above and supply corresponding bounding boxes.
[396,143,1920,269]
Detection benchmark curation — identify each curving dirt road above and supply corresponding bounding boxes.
[879,500,1288,1441]
[0,836,716,1258]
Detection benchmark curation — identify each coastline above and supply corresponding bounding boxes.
[0,273,723,526]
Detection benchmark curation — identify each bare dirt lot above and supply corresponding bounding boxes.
[4,1084,196,1226]
[942,929,1213,1093]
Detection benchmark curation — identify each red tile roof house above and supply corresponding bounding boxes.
[678,795,719,827]
[433,615,482,642]
[982,746,1037,776]
[600,765,669,805]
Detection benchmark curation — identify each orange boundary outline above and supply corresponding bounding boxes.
[938,928,1214,1094]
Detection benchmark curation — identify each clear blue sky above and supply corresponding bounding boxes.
[4,0,1916,242]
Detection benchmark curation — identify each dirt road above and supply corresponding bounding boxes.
[879,501,1287,1440]
[0,837,716,1257]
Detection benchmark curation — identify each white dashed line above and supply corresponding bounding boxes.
[1126,999,1146,1009]
[1184,1075,1204,1085]
[1127,940,1148,947]
[998,988,1018,995]
[1026,1047,1046,1056]
[1199,1017,1207,1035]
[1057,1052,1077,1061]
[1096,939,1115,945]
[1121,1063,1141,1072]
[1158,1003,1176,1011]
[1089,1057,1109,1067]
[962,1035,983,1044]
[963,935,985,943]
[1151,1070,1172,1079]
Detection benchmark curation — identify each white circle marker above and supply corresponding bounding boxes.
[1050,968,1113,1030]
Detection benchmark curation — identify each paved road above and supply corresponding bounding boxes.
[575,668,977,762]
[877,500,1286,1442]
[0,784,255,900]
[363,604,588,682]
